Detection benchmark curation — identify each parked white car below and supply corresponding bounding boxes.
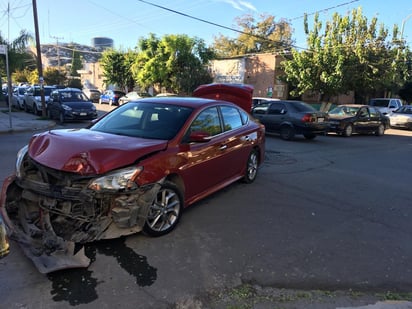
[387,105,412,130]
[368,98,403,115]
[24,86,55,114]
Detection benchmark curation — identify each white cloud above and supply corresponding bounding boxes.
[218,0,257,11]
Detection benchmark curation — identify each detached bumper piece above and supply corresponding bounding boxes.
[0,157,159,273]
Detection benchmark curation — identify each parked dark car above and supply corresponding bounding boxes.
[0,95,265,273]
[327,104,389,137]
[251,100,329,140]
[83,88,101,103]
[99,89,125,105]
[47,88,98,123]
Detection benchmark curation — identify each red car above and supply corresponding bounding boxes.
[0,94,265,273]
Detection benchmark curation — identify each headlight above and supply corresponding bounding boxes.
[88,166,143,191]
[62,104,72,111]
[15,145,28,178]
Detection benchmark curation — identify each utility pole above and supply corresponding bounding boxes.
[50,35,64,69]
[32,0,46,117]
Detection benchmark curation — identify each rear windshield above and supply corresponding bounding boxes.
[369,99,389,107]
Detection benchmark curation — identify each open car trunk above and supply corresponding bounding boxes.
[193,83,253,112]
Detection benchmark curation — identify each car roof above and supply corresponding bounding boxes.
[53,88,82,92]
[337,104,367,107]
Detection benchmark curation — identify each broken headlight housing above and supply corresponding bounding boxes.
[88,166,143,192]
[15,145,28,178]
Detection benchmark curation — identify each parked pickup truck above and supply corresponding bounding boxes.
[368,98,403,115]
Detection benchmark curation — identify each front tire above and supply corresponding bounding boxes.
[144,181,182,237]
[343,124,353,137]
[59,112,65,124]
[243,149,258,183]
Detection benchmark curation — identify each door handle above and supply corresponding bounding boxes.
[219,144,227,150]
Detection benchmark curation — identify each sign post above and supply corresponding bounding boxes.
[0,44,12,128]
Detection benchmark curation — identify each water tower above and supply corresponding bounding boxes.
[91,37,113,49]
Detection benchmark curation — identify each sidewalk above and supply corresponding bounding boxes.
[0,100,55,134]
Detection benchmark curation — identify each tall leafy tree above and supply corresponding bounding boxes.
[70,50,83,77]
[132,34,214,94]
[99,49,136,91]
[282,7,409,102]
[0,30,35,83]
[212,14,294,57]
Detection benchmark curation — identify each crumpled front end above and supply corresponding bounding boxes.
[0,146,161,273]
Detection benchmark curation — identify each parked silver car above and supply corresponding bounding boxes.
[12,86,28,109]
[387,105,412,130]
[24,85,55,114]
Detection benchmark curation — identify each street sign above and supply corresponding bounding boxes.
[0,45,6,55]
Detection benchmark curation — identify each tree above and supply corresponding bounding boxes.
[212,14,294,57]
[281,8,409,102]
[132,34,214,94]
[43,67,67,85]
[70,50,82,77]
[0,30,36,82]
[99,49,136,91]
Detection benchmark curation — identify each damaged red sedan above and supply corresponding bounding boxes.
[0,96,265,273]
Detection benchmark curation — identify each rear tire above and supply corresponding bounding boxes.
[375,123,385,136]
[280,126,295,140]
[243,149,258,183]
[143,181,182,237]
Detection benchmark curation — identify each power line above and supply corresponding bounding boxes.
[290,0,360,20]
[136,0,362,52]
[136,0,301,50]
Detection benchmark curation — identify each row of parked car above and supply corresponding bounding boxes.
[3,85,410,136]
[250,97,410,140]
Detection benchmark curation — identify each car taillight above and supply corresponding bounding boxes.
[302,114,315,122]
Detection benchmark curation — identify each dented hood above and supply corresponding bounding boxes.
[28,129,168,175]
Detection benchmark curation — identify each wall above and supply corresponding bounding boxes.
[210,53,288,99]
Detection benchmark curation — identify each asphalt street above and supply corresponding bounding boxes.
[1,100,412,308]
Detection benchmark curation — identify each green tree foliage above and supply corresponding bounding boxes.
[70,50,83,77]
[43,67,67,85]
[212,14,294,57]
[0,30,36,81]
[100,49,136,91]
[132,33,214,94]
[282,7,409,102]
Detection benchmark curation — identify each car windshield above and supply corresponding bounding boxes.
[329,105,360,116]
[90,101,193,140]
[396,106,412,114]
[60,91,89,102]
[369,99,389,107]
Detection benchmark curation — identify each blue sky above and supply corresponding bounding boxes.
[0,0,411,50]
